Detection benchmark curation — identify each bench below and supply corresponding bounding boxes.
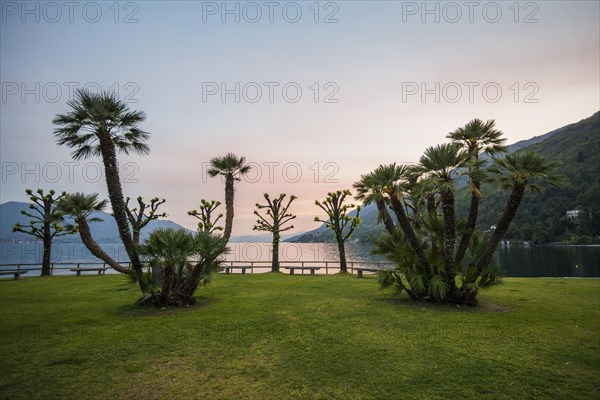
[221,266,251,274]
[0,270,29,280]
[70,268,109,276]
[355,267,383,278]
[283,266,321,275]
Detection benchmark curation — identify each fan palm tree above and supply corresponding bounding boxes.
[138,229,228,307]
[57,193,131,275]
[363,163,431,273]
[418,143,470,273]
[138,228,196,305]
[353,165,396,235]
[53,89,149,274]
[447,119,507,264]
[476,152,562,272]
[207,153,252,242]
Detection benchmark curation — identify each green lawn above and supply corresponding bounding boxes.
[0,273,598,399]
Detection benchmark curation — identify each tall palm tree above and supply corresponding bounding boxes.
[53,89,149,274]
[419,143,470,274]
[207,153,252,242]
[57,193,131,274]
[476,152,562,272]
[447,119,507,264]
[353,165,396,235]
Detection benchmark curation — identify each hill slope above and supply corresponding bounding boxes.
[0,201,191,243]
[460,111,600,244]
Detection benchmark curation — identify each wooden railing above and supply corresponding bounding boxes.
[0,260,393,275]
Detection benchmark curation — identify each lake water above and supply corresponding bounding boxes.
[1,241,598,277]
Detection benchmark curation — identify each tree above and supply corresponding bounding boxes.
[207,153,252,242]
[447,118,507,264]
[476,152,562,272]
[125,196,167,245]
[57,193,131,274]
[137,229,228,307]
[53,88,149,281]
[353,165,396,235]
[315,190,361,273]
[253,193,297,272]
[418,143,470,274]
[12,189,77,276]
[357,123,561,305]
[188,200,223,234]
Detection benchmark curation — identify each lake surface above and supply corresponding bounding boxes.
[1,242,598,277]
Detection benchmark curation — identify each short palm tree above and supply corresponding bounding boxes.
[138,228,228,307]
[57,193,131,274]
[476,152,562,272]
[447,119,507,263]
[53,89,150,273]
[207,153,252,242]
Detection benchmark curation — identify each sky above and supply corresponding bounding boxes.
[1,0,599,236]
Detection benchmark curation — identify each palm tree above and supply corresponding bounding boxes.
[353,166,396,235]
[57,193,131,275]
[138,229,196,305]
[53,89,149,274]
[207,153,252,242]
[418,144,469,274]
[138,229,228,307]
[447,119,507,264]
[368,163,431,273]
[476,152,562,272]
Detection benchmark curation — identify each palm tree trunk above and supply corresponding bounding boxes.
[426,194,439,255]
[390,191,431,274]
[272,232,280,272]
[97,131,142,273]
[376,198,395,235]
[476,183,526,273]
[160,265,175,305]
[440,187,456,274]
[337,239,347,273]
[427,194,436,217]
[455,179,480,264]
[223,175,235,242]
[76,217,131,274]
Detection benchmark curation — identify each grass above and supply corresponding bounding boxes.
[0,273,599,399]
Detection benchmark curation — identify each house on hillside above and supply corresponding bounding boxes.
[566,210,583,219]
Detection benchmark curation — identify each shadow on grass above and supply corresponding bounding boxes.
[115,296,220,317]
[376,296,514,313]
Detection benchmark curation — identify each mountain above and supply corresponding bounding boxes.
[0,201,191,243]
[229,233,297,243]
[288,112,600,244]
[458,111,600,244]
[286,203,387,243]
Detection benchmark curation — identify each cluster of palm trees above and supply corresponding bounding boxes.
[353,119,561,305]
[49,89,560,307]
[52,89,235,306]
